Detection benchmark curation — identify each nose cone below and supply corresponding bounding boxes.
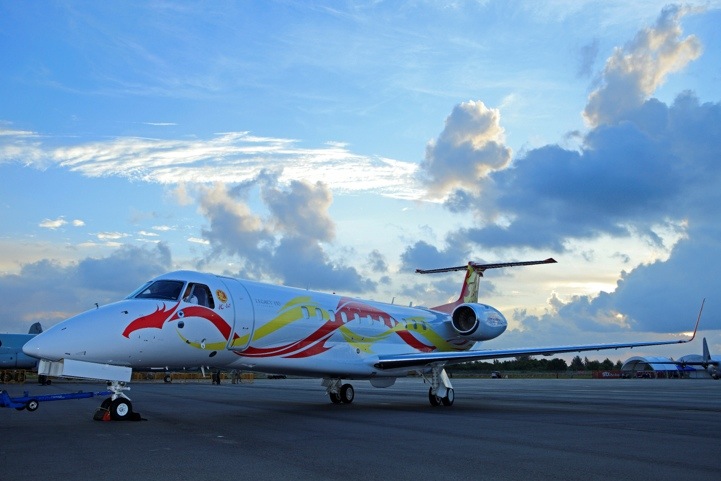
[22,302,132,362]
[23,328,66,361]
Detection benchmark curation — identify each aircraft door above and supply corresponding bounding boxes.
[221,279,255,351]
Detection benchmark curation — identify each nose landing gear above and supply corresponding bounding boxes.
[93,381,143,421]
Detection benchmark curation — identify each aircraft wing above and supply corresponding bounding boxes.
[374,338,694,370]
[375,299,705,370]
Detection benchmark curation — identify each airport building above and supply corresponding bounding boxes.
[621,356,712,379]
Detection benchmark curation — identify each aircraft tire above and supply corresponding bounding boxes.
[340,384,354,404]
[441,389,454,406]
[164,374,172,383]
[428,388,441,407]
[110,398,133,420]
[26,399,39,412]
[329,392,342,404]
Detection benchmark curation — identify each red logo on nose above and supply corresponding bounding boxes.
[122,302,179,338]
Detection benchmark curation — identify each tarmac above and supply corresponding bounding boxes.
[1,377,720,481]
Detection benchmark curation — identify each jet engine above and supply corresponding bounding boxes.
[450,303,507,341]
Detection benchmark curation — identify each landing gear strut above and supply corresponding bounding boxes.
[323,378,355,404]
[424,366,455,407]
[94,381,140,421]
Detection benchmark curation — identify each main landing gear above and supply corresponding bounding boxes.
[424,366,455,407]
[94,381,141,421]
[323,378,355,404]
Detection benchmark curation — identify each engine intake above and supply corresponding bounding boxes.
[451,303,507,341]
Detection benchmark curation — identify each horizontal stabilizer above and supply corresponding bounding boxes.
[416,258,556,275]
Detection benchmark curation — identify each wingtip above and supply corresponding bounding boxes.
[686,298,705,343]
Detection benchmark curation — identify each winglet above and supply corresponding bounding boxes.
[686,298,705,343]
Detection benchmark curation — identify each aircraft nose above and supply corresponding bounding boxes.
[22,321,81,361]
[22,333,54,360]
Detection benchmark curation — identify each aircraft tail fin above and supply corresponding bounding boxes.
[702,337,711,364]
[28,322,43,335]
[416,258,557,313]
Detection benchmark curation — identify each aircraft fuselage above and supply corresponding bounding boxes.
[23,270,506,379]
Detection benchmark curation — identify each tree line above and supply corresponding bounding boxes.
[451,356,623,372]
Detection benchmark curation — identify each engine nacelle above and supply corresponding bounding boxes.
[451,303,507,341]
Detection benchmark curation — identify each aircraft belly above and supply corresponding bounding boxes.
[229,355,376,378]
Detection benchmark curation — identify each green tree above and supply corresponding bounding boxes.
[547,358,568,371]
[584,357,601,370]
[570,355,585,370]
[600,358,614,370]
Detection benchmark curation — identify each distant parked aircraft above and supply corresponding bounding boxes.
[0,322,42,371]
[676,337,719,379]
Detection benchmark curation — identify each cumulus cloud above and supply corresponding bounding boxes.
[0,243,172,332]
[410,7,721,333]
[367,250,388,273]
[261,177,335,242]
[196,176,375,293]
[420,100,511,198]
[583,4,702,127]
[39,217,86,229]
[39,217,68,229]
[198,183,271,259]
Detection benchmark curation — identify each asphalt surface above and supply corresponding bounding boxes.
[2,377,719,481]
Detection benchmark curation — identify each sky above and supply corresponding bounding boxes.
[1,1,720,362]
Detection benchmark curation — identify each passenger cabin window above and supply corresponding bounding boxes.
[132,280,184,301]
[182,283,215,308]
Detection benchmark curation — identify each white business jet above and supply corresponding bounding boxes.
[23,259,701,419]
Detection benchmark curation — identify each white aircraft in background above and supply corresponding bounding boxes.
[23,259,701,420]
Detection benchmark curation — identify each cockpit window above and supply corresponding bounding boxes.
[131,280,185,301]
[182,283,215,309]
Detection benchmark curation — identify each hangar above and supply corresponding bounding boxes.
[621,356,710,379]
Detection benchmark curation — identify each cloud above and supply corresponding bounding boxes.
[198,182,271,260]
[39,217,67,229]
[367,250,388,273]
[0,243,172,333]
[196,177,376,293]
[38,217,85,229]
[261,177,335,242]
[506,221,721,338]
[577,39,599,78]
[583,4,702,127]
[409,7,721,333]
[420,100,511,198]
[0,130,423,200]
